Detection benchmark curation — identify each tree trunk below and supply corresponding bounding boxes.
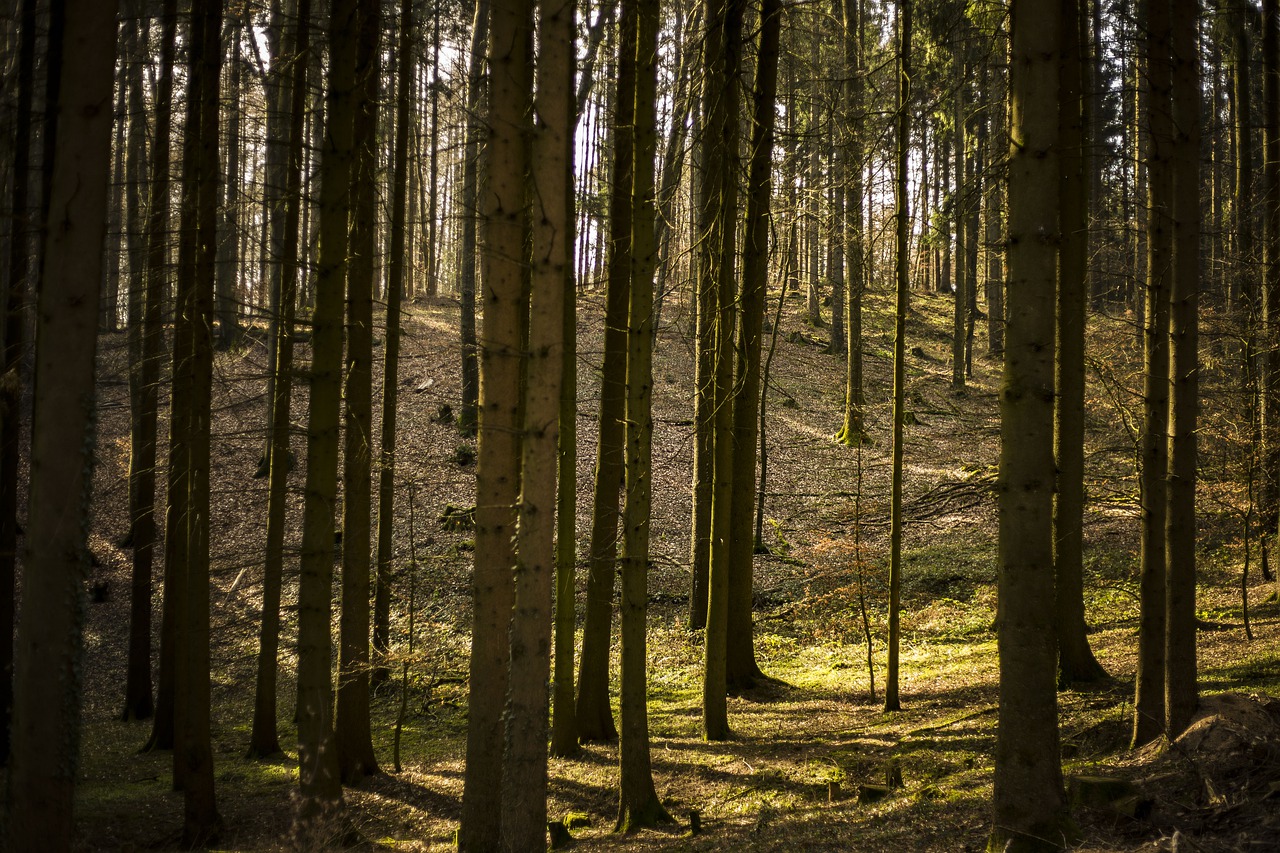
[457,0,490,436]
[701,0,745,743]
[989,0,1073,846]
[458,0,529,836]
[616,0,672,829]
[0,0,37,767]
[4,3,116,845]
[1165,0,1200,740]
[1133,0,1172,750]
[837,0,867,445]
[726,0,782,691]
[296,0,358,825]
[374,0,415,691]
[501,0,563,836]
[336,0,382,785]
[885,0,911,714]
[250,0,311,761]
[577,0,640,744]
[1055,0,1109,689]
[121,0,155,723]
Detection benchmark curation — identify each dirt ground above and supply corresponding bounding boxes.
[14,284,1280,851]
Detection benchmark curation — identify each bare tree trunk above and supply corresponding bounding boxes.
[4,3,116,845]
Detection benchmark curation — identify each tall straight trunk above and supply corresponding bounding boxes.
[250,0,311,761]
[952,55,967,390]
[940,130,952,294]
[989,1,1072,845]
[985,63,1005,356]
[104,67,125,333]
[121,0,155,723]
[615,0,671,830]
[551,0,581,760]
[725,0,782,691]
[1263,0,1280,568]
[174,0,224,842]
[837,0,866,445]
[296,0,358,824]
[963,109,980,375]
[1234,5,1254,318]
[143,0,179,756]
[1055,0,1108,689]
[885,0,911,714]
[258,0,296,476]
[4,3,115,845]
[426,8,441,296]
[459,0,529,837]
[0,0,37,767]
[215,15,242,349]
[336,0,381,785]
[577,0,639,744]
[457,0,490,435]
[1133,0,1172,749]
[1165,0,1200,740]
[501,0,563,837]
[701,0,745,743]
[374,0,415,689]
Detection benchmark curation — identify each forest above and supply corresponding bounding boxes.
[3,0,1280,850]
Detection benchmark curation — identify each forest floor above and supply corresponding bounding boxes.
[26,280,1280,851]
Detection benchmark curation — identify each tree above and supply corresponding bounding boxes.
[458,0,529,838]
[501,0,568,835]
[616,0,673,830]
[5,2,117,845]
[296,0,359,824]
[1164,0,1200,739]
[577,0,639,743]
[456,0,490,436]
[988,0,1074,846]
[836,0,867,446]
[0,0,38,766]
[1133,0,1173,750]
[120,0,156,724]
[885,0,912,715]
[174,0,224,840]
[250,0,311,760]
[701,0,746,741]
[374,0,416,688]
[1055,0,1109,689]
[336,0,382,784]
[725,0,784,691]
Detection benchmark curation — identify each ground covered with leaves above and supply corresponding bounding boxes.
[33,286,1280,850]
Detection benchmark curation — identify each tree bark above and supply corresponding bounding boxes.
[989,0,1074,846]
[5,2,116,845]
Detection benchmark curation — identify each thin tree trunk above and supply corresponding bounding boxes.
[457,0,490,436]
[726,0,782,691]
[1133,0,1172,749]
[250,0,310,761]
[1164,0,1200,740]
[885,0,911,714]
[616,0,671,829]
